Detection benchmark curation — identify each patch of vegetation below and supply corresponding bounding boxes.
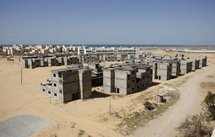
[78,129,86,137]
[144,101,155,110]
[50,134,58,137]
[179,91,215,137]
[178,113,213,137]
[201,81,215,90]
[203,91,215,120]
[117,92,180,135]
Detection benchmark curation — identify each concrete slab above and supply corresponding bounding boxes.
[0,114,49,137]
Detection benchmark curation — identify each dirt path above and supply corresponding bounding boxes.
[130,66,214,137]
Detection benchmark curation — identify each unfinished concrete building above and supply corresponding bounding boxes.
[64,56,80,65]
[156,61,172,80]
[89,63,103,87]
[199,56,207,68]
[191,57,200,71]
[22,57,41,69]
[46,57,59,67]
[80,54,100,64]
[180,60,192,75]
[22,55,80,69]
[169,60,180,77]
[41,67,92,103]
[103,63,152,95]
[116,54,127,61]
[146,61,157,80]
[105,54,117,62]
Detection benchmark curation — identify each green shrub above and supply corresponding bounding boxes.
[144,102,155,110]
[203,91,215,120]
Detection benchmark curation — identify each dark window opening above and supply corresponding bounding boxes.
[136,79,141,83]
[59,90,62,94]
[53,73,56,77]
[43,89,45,92]
[116,88,119,93]
[54,93,57,96]
[58,72,62,78]
[48,91,51,94]
[54,83,57,87]
[72,93,80,100]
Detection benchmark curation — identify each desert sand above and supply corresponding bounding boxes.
[0,51,215,137]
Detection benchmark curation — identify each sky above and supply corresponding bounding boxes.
[0,0,215,45]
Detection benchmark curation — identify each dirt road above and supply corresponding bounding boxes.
[130,66,214,137]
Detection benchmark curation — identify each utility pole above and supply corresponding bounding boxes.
[109,97,112,114]
[20,54,23,85]
[21,66,22,84]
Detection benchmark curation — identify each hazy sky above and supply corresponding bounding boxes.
[0,0,215,45]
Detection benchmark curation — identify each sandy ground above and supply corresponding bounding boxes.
[0,58,123,137]
[0,52,214,137]
[130,60,215,137]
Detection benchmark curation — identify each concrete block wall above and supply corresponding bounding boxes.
[66,56,80,65]
[47,57,59,67]
[171,61,180,77]
[157,62,172,80]
[22,59,29,68]
[103,64,152,95]
[199,56,207,68]
[41,67,92,103]
[114,69,130,95]
[57,57,65,66]
[105,54,117,62]
[180,60,192,75]
[81,55,99,63]
[22,56,79,69]
[191,59,200,71]
[148,62,157,80]
[79,69,92,99]
[103,68,115,94]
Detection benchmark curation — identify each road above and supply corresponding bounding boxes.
[130,67,213,137]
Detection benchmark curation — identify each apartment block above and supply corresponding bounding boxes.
[180,60,192,75]
[103,63,152,95]
[191,57,200,71]
[41,67,92,103]
[199,56,207,68]
[156,61,172,80]
[89,63,103,87]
